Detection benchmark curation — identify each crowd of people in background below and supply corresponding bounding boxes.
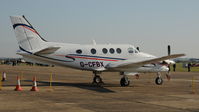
[169,63,192,72]
[0,58,51,67]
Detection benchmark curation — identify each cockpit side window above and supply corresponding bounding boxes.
[128,47,139,54]
[128,47,134,53]
[135,50,138,53]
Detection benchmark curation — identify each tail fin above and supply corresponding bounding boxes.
[10,15,46,51]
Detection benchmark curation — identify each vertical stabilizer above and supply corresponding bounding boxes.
[10,15,46,51]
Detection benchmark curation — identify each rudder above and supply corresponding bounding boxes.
[10,15,46,51]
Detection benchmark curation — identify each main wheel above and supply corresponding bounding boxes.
[120,77,130,87]
[155,77,163,85]
[93,76,103,84]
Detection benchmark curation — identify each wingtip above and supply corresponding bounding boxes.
[172,53,186,58]
[179,53,186,57]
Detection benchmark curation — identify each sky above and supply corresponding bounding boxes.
[0,0,199,58]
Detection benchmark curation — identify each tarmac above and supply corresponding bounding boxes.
[0,65,199,112]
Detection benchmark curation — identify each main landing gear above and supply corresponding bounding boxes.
[120,72,130,87]
[91,71,165,86]
[155,72,163,85]
[92,71,103,85]
[92,71,130,87]
[120,76,130,87]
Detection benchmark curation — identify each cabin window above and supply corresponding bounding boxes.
[76,49,82,54]
[128,47,134,53]
[91,48,96,54]
[102,48,108,54]
[109,48,115,54]
[116,48,122,54]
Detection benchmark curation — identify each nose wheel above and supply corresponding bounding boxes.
[155,72,163,85]
[155,77,163,85]
[120,76,130,87]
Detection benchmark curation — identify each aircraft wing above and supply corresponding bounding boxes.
[106,54,185,69]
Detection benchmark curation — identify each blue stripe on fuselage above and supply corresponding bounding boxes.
[68,54,126,61]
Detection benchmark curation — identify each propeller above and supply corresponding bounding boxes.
[164,45,175,64]
[136,47,140,52]
[166,45,173,80]
[168,45,171,56]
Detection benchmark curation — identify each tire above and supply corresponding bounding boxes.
[93,76,102,84]
[155,77,163,85]
[120,77,130,87]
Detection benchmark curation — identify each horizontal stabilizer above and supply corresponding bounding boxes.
[33,47,60,54]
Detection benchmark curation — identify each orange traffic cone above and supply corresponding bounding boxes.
[30,76,39,91]
[14,76,23,91]
[2,72,6,81]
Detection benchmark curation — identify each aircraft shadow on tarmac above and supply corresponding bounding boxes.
[20,80,116,93]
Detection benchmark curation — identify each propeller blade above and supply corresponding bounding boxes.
[168,45,171,56]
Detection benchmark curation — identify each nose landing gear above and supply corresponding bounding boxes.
[155,72,163,85]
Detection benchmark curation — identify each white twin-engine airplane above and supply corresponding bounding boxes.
[10,16,185,87]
